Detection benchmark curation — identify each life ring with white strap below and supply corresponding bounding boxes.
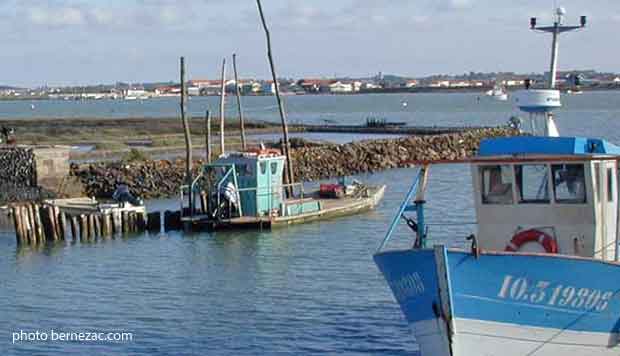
[505,229,558,254]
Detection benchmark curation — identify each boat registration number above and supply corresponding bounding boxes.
[497,275,615,312]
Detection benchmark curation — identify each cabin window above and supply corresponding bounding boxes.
[594,163,601,201]
[607,168,614,202]
[237,164,252,177]
[516,164,550,203]
[271,162,278,175]
[552,164,586,204]
[480,165,513,204]
[260,162,267,175]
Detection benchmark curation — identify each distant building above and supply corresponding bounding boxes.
[449,81,470,88]
[329,81,354,93]
[429,80,450,88]
[298,79,334,93]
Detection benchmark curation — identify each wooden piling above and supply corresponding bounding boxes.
[70,215,78,241]
[58,211,67,240]
[25,204,35,243]
[219,57,226,155]
[147,211,161,232]
[46,205,58,241]
[205,110,212,164]
[137,212,147,231]
[256,0,295,197]
[232,53,247,150]
[93,214,102,239]
[26,204,36,245]
[179,56,194,217]
[102,213,112,238]
[53,206,63,240]
[12,206,25,246]
[79,214,88,242]
[122,211,129,234]
[112,210,121,235]
[88,214,96,241]
[34,204,45,244]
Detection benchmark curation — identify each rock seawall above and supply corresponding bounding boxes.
[72,127,520,199]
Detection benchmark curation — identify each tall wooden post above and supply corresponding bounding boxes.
[256,0,294,196]
[232,53,247,151]
[219,58,226,155]
[180,56,193,215]
[205,110,212,163]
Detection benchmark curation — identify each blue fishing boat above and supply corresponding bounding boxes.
[374,8,620,356]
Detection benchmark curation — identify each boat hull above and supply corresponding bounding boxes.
[374,248,620,356]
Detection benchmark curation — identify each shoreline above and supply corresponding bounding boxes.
[1,85,619,101]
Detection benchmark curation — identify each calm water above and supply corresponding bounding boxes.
[1,92,620,355]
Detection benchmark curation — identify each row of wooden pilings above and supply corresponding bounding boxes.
[10,203,184,247]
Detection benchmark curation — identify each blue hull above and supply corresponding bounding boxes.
[374,248,620,355]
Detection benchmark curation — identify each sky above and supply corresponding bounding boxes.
[1,0,618,87]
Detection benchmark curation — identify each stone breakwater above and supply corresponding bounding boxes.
[72,127,519,199]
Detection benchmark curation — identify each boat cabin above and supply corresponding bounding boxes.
[196,150,320,220]
[471,136,620,260]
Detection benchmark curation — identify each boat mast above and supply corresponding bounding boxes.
[530,7,586,89]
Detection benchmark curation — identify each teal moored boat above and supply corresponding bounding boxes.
[180,148,385,230]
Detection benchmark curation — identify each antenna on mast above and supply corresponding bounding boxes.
[530,7,586,89]
[514,7,587,137]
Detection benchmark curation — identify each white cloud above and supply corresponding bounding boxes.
[27,6,86,26]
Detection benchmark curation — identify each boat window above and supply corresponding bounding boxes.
[594,163,600,201]
[271,162,278,175]
[552,164,586,204]
[480,165,513,205]
[237,164,250,177]
[607,168,614,202]
[516,164,550,203]
[260,162,267,175]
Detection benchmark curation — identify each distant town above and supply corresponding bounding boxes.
[1,70,619,100]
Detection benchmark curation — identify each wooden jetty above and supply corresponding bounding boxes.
[8,198,162,246]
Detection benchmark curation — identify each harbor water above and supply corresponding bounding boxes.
[1,91,619,355]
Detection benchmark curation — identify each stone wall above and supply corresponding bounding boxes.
[72,127,520,199]
[0,145,70,203]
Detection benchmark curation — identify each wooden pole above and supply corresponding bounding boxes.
[112,210,121,235]
[147,211,161,232]
[256,0,295,196]
[53,206,62,240]
[232,53,247,150]
[70,215,78,241]
[219,58,226,155]
[88,214,96,241]
[102,213,112,238]
[79,214,88,242]
[12,206,24,245]
[26,204,37,244]
[34,204,44,244]
[46,206,58,241]
[122,211,129,234]
[179,56,194,216]
[93,214,102,238]
[205,110,212,163]
[58,211,67,240]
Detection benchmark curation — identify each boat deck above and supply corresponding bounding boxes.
[184,185,385,230]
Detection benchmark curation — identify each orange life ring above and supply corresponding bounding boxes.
[505,229,558,254]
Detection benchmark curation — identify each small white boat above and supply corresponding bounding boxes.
[485,85,508,101]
